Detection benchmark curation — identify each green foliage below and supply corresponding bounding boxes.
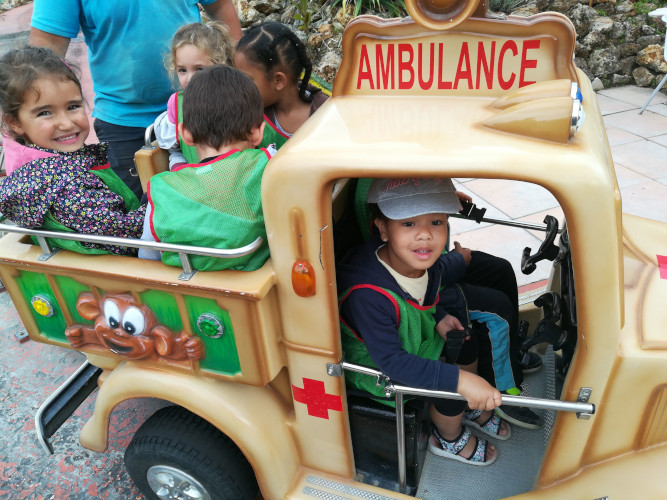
[633,0,657,15]
[291,0,314,32]
[489,0,526,14]
[333,0,408,18]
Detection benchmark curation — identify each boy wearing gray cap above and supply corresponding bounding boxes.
[337,177,511,465]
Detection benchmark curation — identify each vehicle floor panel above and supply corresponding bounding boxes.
[417,347,556,499]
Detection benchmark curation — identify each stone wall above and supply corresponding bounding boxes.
[234,0,667,92]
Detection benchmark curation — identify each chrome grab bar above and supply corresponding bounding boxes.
[0,222,263,281]
[329,360,595,416]
[327,360,595,494]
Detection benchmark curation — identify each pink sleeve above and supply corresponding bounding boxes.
[167,93,178,124]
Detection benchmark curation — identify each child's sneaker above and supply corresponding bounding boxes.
[518,351,543,374]
[495,405,543,429]
[496,387,543,429]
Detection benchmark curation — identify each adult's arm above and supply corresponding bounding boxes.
[203,0,242,41]
[28,28,71,57]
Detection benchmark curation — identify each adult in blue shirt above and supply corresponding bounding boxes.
[29,0,242,198]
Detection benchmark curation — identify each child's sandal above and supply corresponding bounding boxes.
[463,409,511,440]
[428,426,497,466]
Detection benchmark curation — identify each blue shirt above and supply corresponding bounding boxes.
[31,0,216,127]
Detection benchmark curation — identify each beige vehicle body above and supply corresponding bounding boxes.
[0,1,665,498]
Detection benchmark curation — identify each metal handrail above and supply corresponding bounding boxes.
[0,222,262,259]
[333,360,595,415]
[328,360,595,494]
[0,222,263,281]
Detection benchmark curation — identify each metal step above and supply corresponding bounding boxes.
[34,360,102,454]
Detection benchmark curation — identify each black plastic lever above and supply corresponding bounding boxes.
[521,215,560,275]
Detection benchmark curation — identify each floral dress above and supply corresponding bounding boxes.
[0,142,146,255]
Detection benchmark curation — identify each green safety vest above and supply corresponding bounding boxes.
[148,148,271,272]
[175,91,200,164]
[259,115,289,151]
[37,164,140,254]
[339,284,444,406]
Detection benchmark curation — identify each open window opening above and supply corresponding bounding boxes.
[331,176,582,498]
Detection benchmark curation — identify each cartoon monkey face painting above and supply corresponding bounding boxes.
[65,293,203,362]
[95,296,162,358]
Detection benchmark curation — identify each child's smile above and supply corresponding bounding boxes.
[11,77,89,152]
[376,213,449,278]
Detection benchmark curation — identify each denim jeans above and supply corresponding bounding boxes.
[94,119,145,199]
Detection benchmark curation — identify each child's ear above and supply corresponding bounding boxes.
[248,121,265,148]
[3,116,24,137]
[273,71,288,92]
[178,122,196,147]
[374,218,389,243]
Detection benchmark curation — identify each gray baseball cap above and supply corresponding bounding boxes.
[367,178,462,220]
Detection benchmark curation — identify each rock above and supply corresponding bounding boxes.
[632,66,655,87]
[619,43,642,58]
[308,34,323,49]
[582,31,608,49]
[610,21,625,40]
[575,41,590,58]
[510,6,539,16]
[314,51,342,83]
[318,24,334,40]
[589,16,613,35]
[568,4,597,35]
[637,35,662,46]
[589,47,620,75]
[622,21,642,43]
[591,77,605,90]
[637,45,667,73]
[615,1,635,14]
[280,6,298,24]
[641,24,657,36]
[238,6,260,26]
[252,0,281,14]
[617,56,636,75]
[611,74,632,85]
[335,5,355,26]
[550,0,579,13]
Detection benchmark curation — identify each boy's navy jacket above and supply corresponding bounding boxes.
[337,236,469,393]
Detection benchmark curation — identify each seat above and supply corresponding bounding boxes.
[134,124,169,192]
[639,8,667,115]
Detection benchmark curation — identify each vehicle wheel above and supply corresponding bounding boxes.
[124,405,258,500]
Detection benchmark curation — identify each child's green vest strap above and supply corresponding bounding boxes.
[175,91,200,164]
[37,164,140,254]
[339,284,444,407]
[149,149,270,271]
[259,115,289,150]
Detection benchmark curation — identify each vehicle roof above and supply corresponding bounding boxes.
[273,89,615,196]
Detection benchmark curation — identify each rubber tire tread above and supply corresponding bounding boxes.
[124,405,258,500]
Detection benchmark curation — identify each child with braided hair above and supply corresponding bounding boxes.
[234,22,328,150]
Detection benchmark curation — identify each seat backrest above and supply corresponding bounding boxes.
[135,143,169,192]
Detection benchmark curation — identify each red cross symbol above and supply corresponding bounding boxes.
[658,255,667,280]
[292,377,343,419]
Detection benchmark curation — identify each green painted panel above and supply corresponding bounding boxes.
[139,289,183,332]
[15,270,67,342]
[53,275,93,324]
[183,295,240,376]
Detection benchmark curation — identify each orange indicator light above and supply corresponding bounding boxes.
[292,260,316,297]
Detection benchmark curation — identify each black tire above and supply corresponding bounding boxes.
[124,405,258,500]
